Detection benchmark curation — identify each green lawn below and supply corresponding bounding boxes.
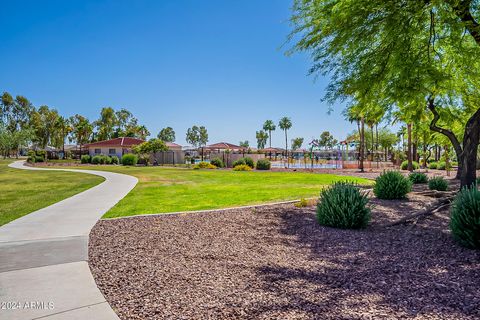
[0,160,104,226]
[64,165,372,219]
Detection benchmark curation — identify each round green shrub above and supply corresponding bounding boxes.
[111,156,119,164]
[91,155,102,164]
[450,187,480,249]
[243,157,254,168]
[121,153,138,166]
[374,171,412,199]
[35,155,45,162]
[256,159,271,170]
[409,172,428,184]
[232,158,246,167]
[428,162,438,169]
[233,164,252,171]
[400,160,420,170]
[316,182,371,229]
[210,157,224,168]
[81,155,91,164]
[428,176,448,191]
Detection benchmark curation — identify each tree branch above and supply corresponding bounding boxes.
[427,98,463,158]
[449,0,480,45]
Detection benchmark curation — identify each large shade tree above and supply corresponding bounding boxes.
[289,0,480,187]
[158,127,176,142]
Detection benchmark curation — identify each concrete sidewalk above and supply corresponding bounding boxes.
[0,161,138,320]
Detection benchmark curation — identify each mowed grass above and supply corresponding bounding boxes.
[66,165,372,219]
[0,160,104,226]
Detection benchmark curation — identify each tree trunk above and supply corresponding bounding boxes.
[407,123,413,171]
[285,130,289,168]
[428,98,480,187]
[460,108,480,187]
[359,117,365,172]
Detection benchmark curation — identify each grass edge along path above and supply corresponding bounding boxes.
[54,165,372,219]
[0,160,105,226]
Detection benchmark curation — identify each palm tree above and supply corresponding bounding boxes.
[263,120,276,149]
[279,117,292,168]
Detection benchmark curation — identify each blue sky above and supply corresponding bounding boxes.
[0,0,358,147]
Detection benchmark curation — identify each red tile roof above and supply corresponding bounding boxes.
[84,137,145,147]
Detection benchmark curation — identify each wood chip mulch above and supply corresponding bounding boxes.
[89,193,480,320]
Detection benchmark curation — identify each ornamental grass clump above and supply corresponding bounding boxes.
[428,176,448,191]
[232,158,246,167]
[233,164,252,171]
[316,182,370,229]
[409,172,428,184]
[193,161,216,169]
[373,171,412,199]
[429,162,438,169]
[450,187,480,249]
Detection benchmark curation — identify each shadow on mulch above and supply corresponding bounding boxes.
[89,198,480,320]
[256,208,480,319]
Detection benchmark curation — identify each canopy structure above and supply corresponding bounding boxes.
[204,142,246,152]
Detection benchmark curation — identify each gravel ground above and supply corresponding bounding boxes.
[89,189,480,320]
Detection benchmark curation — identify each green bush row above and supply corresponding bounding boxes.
[80,155,120,165]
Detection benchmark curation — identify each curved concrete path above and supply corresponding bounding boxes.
[0,161,138,320]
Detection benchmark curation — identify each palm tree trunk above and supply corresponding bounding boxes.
[285,130,289,168]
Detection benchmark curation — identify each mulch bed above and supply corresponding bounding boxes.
[89,186,480,320]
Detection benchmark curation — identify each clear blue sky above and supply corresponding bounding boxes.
[0,0,358,147]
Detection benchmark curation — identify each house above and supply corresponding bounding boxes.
[84,137,145,158]
[84,137,182,158]
[164,142,182,152]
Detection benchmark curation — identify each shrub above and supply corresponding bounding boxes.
[409,172,428,184]
[27,150,36,163]
[210,157,224,168]
[91,155,102,164]
[374,171,412,199]
[316,182,370,229]
[232,158,246,167]
[437,161,452,170]
[81,155,91,164]
[428,176,448,191]
[111,156,119,164]
[233,164,252,171]
[193,161,216,169]
[243,157,254,168]
[35,155,45,162]
[450,187,480,249]
[295,198,308,208]
[429,162,438,169]
[400,160,420,170]
[103,155,112,164]
[256,158,271,170]
[121,153,138,166]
